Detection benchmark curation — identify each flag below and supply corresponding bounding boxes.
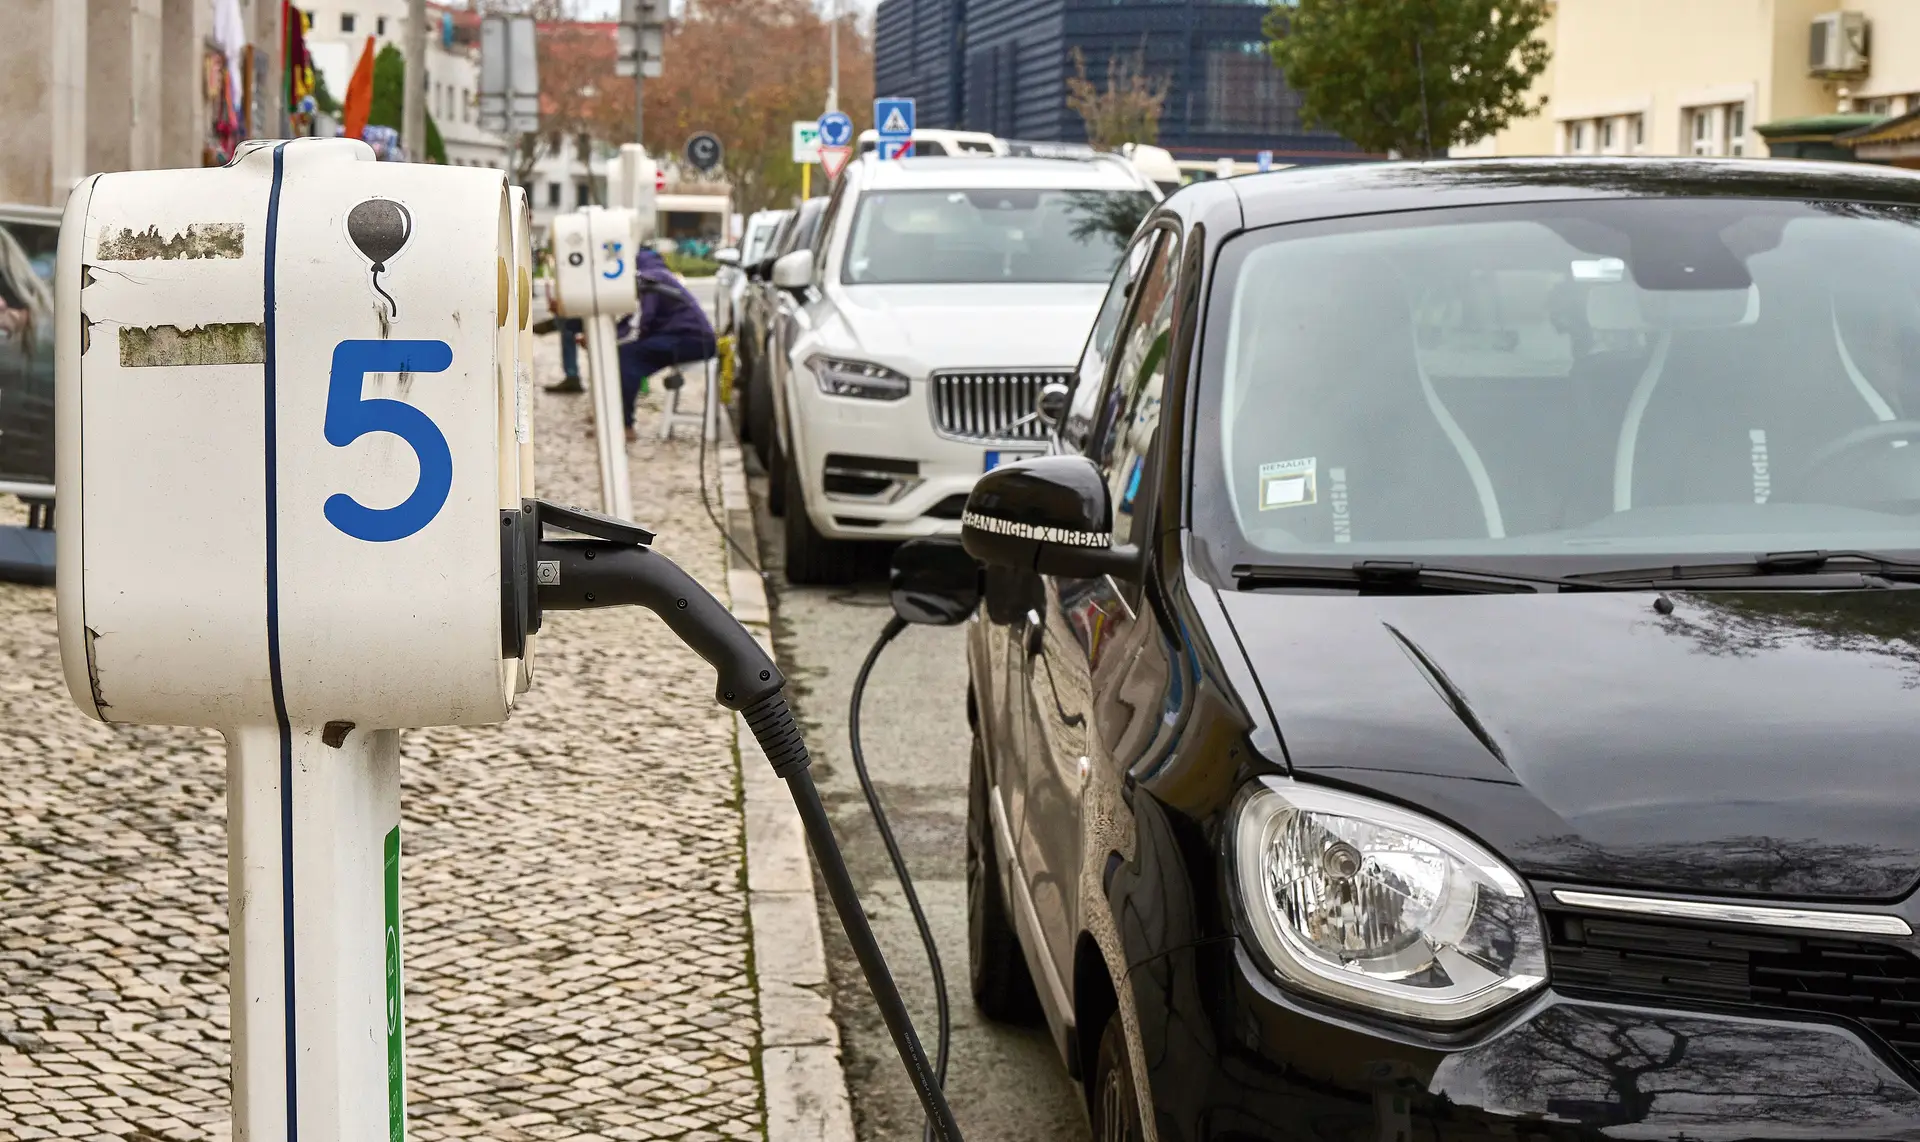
[342,34,375,140]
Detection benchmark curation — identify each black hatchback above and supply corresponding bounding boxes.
[890,158,1920,1142]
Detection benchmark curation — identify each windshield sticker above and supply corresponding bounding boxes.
[1572,257,1626,282]
[1750,429,1771,504]
[1329,466,1351,543]
[1259,458,1318,511]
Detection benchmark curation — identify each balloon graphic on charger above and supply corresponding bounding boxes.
[347,197,414,320]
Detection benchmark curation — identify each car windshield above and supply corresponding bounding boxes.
[842,188,1152,285]
[1200,197,1920,567]
[742,218,780,263]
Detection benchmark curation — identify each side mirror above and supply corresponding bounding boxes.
[1036,381,1070,427]
[961,455,1138,579]
[772,249,814,291]
[890,537,980,626]
[714,247,741,266]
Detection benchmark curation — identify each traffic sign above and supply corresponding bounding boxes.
[818,110,854,149]
[1257,150,1274,172]
[686,132,723,172]
[875,97,915,162]
[791,120,821,164]
[820,145,852,180]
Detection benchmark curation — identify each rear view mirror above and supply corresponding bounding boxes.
[772,249,814,291]
[890,537,979,626]
[961,455,1138,579]
[714,248,741,266]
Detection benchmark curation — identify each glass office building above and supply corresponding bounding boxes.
[873,0,1364,163]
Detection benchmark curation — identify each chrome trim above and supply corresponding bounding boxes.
[1551,889,1915,937]
[929,369,1073,443]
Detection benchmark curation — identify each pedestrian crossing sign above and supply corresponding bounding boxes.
[880,106,911,135]
[875,97,916,162]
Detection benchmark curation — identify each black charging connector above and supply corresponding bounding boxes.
[505,499,966,1142]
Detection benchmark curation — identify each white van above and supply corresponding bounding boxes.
[856,128,1010,158]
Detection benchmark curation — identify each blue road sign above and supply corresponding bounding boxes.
[818,110,854,149]
[1257,150,1274,172]
[879,95,917,158]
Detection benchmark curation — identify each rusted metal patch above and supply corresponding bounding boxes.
[119,322,266,367]
[97,222,245,261]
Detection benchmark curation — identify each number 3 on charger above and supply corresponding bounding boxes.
[324,339,454,543]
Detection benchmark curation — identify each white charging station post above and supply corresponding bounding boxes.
[55,137,527,1142]
[549,206,637,522]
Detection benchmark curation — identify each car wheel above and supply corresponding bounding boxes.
[767,431,788,518]
[782,447,855,585]
[734,354,754,444]
[1090,1016,1145,1142]
[747,350,774,469]
[967,735,1041,1023]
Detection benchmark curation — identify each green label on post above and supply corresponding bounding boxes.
[384,825,404,1142]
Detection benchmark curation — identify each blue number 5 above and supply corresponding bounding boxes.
[324,339,454,542]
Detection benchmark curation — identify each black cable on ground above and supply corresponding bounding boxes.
[691,362,764,573]
[848,615,951,1142]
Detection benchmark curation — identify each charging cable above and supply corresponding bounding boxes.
[849,616,951,1142]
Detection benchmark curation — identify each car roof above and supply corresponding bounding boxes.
[853,154,1147,193]
[1210,156,1920,231]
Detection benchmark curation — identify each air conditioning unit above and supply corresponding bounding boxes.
[1810,11,1870,78]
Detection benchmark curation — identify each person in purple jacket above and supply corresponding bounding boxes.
[616,247,717,440]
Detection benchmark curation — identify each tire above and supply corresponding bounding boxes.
[782,447,857,585]
[734,353,754,444]
[1089,1016,1145,1142]
[767,431,788,518]
[967,735,1041,1023]
[747,350,774,469]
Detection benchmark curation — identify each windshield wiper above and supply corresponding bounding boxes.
[1233,560,1587,595]
[1567,550,1920,586]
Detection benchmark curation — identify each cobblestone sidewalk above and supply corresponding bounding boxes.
[0,333,764,1141]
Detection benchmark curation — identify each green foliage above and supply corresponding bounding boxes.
[369,43,448,163]
[1065,47,1169,149]
[664,252,719,278]
[1265,0,1551,158]
[312,63,341,117]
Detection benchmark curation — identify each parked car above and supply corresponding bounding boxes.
[893,157,1920,1140]
[856,128,1009,159]
[763,153,1157,583]
[713,208,786,337]
[736,197,827,466]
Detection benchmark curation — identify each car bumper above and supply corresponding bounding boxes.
[787,372,1046,542]
[1128,938,1920,1141]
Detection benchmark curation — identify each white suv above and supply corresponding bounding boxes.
[763,153,1158,582]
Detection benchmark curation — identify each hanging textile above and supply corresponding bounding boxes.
[284,4,317,136]
[342,35,377,141]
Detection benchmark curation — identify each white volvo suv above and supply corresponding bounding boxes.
[764,153,1158,582]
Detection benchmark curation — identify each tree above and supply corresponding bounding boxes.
[368,42,448,163]
[512,0,872,212]
[1264,0,1551,159]
[1065,47,1170,149]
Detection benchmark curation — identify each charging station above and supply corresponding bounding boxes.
[56,136,526,1141]
[53,136,965,1142]
[549,205,638,522]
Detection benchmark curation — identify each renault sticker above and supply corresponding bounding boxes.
[1259,457,1318,511]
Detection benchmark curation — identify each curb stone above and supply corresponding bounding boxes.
[712,404,858,1142]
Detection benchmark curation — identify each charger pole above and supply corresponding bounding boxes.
[404,0,428,160]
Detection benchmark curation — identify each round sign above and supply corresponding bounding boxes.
[685,132,723,173]
[818,111,854,149]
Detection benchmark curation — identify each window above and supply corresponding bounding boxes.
[1691,107,1713,154]
[576,182,591,207]
[376,16,387,36]
[576,134,591,162]
[462,88,471,123]
[1686,103,1748,157]
[1601,119,1615,151]
[1198,38,1303,135]
[1564,120,1588,155]
[1728,103,1747,156]
[547,182,561,207]
[840,188,1154,285]
[1632,114,1645,149]
[1094,232,1180,547]
[1864,96,1895,117]
[341,12,356,32]
[1066,235,1158,452]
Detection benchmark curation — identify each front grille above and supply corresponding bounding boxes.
[1547,910,1920,1068]
[930,371,1068,442]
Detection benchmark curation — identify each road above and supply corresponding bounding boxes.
[744,478,1092,1142]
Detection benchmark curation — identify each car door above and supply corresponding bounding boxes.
[1016,226,1180,997]
[769,199,830,456]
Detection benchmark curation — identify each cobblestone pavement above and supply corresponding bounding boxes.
[0,323,764,1141]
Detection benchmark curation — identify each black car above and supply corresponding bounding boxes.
[737,195,827,469]
[892,158,1920,1141]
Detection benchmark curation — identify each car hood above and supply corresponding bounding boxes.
[827,283,1106,371]
[1217,588,1920,901]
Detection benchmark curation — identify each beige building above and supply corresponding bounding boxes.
[2,0,286,208]
[1458,0,1920,159]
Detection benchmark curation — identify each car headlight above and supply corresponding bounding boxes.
[809,355,910,401]
[1232,778,1546,1024]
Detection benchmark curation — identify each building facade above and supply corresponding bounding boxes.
[873,0,1361,163]
[1458,0,1920,160]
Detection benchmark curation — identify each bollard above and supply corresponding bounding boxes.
[55,137,527,1142]
[549,205,638,522]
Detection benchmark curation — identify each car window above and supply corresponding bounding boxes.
[790,199,828,252]
[1064,231,1159,453]
[814,176,854,280]
[1093,231,1179,549]
[1200,197,1920,565]
[841,188,1152,285]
